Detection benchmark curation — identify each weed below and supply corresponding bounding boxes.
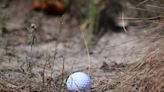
[26,23,37,91]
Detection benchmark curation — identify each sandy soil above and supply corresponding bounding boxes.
[0,0,163,92]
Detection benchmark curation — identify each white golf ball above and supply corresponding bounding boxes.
[66,72,91,91]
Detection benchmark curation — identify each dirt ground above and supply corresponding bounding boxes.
[0,0,164,92]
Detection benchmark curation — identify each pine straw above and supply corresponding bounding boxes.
[92,49,164,92]
[115,26,164,92]
[92,28,164,92]
[116,47,164,92]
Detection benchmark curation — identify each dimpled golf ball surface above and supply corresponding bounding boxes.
[66,72,91,91]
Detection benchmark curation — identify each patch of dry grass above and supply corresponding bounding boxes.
[116,48,164,92]
[92,49,164,92]
[92,28,164,92]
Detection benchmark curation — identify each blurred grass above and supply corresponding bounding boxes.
[87,0,100,44]
[0,10,7,35]
[0,9,8,49]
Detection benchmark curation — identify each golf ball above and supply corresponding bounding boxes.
[66,72,91,91]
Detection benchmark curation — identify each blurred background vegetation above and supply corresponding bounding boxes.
[0,0,163,46]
